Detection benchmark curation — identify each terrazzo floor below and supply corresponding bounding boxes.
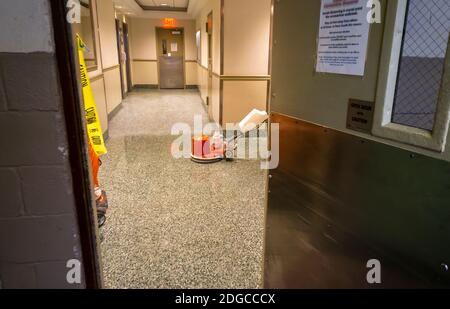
[99,89,267,289]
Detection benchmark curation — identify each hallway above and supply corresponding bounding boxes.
[99,90,267,289]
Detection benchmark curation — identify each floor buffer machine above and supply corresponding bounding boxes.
[191,109,269,164]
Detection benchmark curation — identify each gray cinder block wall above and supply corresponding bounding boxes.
[0,0,84,288]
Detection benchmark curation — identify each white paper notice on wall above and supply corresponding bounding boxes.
[315,0,371,76]
[171,43,178,52]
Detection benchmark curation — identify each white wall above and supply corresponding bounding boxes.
[85,0,108,134]
[132,61,159,85]
[221,0,272,124]
[193,0,272,124]
[195,0,222,122]
[91,77,109,135]
[104,69,123,114]
[97,0,122,115]
[86,0,124,134]
[223,0,271,76]
[185,61,198,85]
[97,0,120,68]
[222,80,269,124]
[197,0,222,74]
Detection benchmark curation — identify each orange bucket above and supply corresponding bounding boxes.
[192,135,211,159]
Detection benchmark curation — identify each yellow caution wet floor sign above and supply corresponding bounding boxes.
[77,35,107,156]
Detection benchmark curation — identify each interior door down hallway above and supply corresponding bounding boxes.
[157,27,185,89]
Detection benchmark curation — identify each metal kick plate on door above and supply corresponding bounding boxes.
[159,56,184,89]
[346,99,375,133]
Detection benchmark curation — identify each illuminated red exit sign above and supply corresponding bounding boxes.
[163,18,177,28]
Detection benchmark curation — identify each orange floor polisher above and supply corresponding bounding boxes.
[191,109,269,164]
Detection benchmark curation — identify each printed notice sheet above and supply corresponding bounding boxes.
[316,0,371,76]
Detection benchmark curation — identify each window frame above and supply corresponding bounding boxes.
[373,0,450,152]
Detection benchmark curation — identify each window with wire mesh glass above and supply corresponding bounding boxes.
[392,0,450,131]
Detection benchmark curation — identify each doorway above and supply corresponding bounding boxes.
[207,12,213,118]
[156,27,185,89]
[115,19,125,99]
[123,22,132,93]
[50,0,268,289]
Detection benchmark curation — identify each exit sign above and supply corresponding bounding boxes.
[163,18,177,28]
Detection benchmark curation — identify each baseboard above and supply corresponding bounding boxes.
[132,84,199,90]
[185,85,199,90]
[103,130,109,142]
[133,84,159,89]
[108,102,123,122]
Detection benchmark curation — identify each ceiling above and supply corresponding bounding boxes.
[135,0,189,12]
[112,0,202,19]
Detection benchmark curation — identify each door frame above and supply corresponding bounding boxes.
[155,27,186,89]
[207,11,213,118]
[123,22,133,93]
[115,18,125,99]
[50,0,102,288]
